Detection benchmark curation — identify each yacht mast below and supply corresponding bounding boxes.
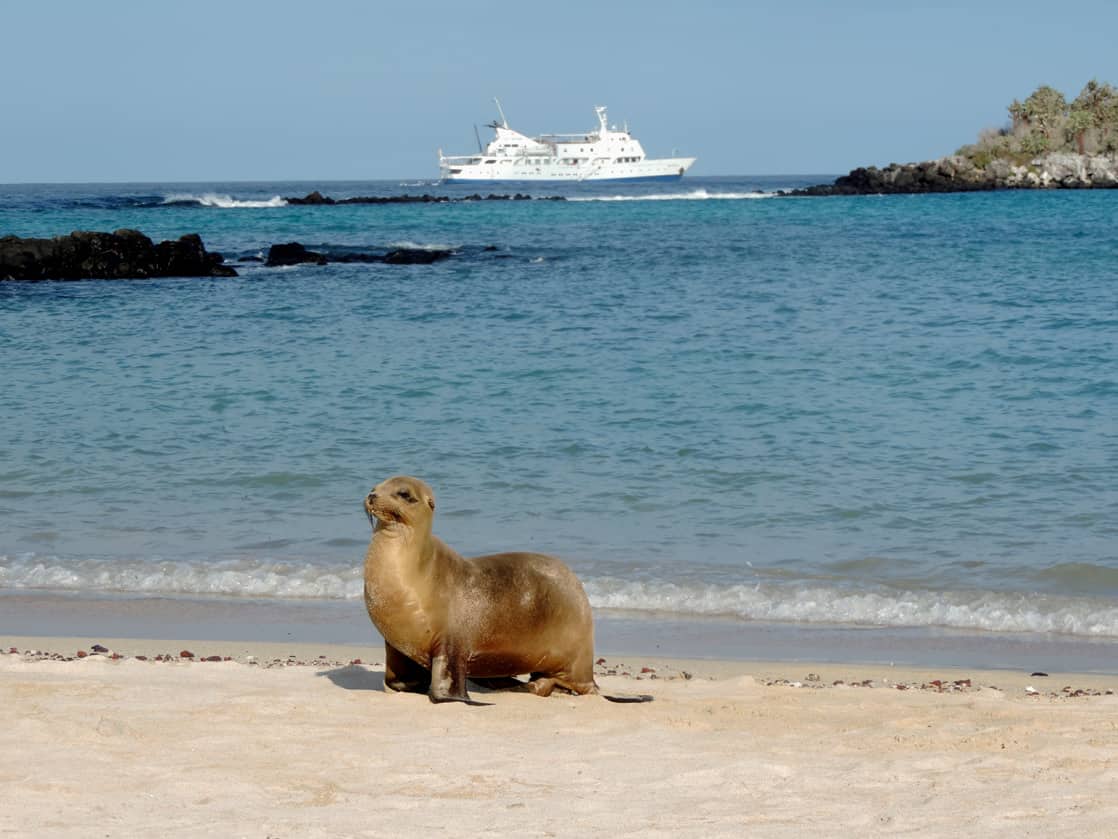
[493,97,509,129]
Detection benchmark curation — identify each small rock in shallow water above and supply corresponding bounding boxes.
[179,650,195,659]
[91,644,109,653]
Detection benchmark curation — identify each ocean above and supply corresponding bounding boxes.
[2,176,1116,670]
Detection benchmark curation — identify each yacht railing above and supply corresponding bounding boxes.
[535,133,600,144]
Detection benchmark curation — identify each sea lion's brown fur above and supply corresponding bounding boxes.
[362,475,598,704]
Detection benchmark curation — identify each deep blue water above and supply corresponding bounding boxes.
[2,177,1117,639]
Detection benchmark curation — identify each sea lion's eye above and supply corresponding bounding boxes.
[397,489,416,503]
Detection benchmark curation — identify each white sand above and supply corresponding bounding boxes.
[2,636,1116,837]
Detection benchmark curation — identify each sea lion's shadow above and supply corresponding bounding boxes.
[316,665,386,692]
[315,666,518,697]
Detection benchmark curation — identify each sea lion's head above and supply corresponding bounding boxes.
[364,475,436,530]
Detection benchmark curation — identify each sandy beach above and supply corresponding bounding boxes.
[3,635,1116,838]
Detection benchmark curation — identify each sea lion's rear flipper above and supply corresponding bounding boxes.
[602,693,654,703]
[383,642,431,694]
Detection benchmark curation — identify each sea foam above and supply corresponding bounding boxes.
[4,554,1116,638]
[0,554,361,600]
[584,578,1118,637]
[568,189,774,202]
[385,240,458,252]
[161,193,288,209]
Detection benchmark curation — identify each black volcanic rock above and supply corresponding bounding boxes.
[265,242,328,266]
[289,190,335,205]
[382,248,453,265]
[283,191,566,205]
[155,233,236,276]
[788,152,1118,196]
[285,192,450,205]
[263,242,455,266]
[0,230,237,281]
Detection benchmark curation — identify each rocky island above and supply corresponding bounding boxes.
[0,232,475,281]
[284,191,564,205]
[793,79,1118,194]
[0,230,237,281]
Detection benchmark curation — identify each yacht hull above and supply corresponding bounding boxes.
[442,173,688,184]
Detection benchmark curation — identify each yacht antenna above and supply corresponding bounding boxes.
[474,124,483,152]
[493,97,509,129]
[595,105,608,134]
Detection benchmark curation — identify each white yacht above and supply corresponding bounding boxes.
[438,100,696,182]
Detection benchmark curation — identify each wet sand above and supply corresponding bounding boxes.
[4,590,1117,674]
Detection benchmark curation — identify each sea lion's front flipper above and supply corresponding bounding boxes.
[428,647,491,705]
[602,693,654,703]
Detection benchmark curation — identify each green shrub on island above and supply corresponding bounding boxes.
[958,79,1118,163]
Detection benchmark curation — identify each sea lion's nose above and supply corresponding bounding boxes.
[366,491,377,503]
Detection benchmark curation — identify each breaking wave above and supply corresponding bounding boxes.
[569,189,775,202]
[0,554,361,600]
[161,193,288,209]
[584,578,1118,637]
[385,240,458,252]
[4,553,1117,638]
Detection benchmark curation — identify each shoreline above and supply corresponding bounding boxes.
[5,633,1117,695]
[787,151,1118,195]
[5,589,1117,675]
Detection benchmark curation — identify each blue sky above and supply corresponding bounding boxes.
[2,0,1114,182]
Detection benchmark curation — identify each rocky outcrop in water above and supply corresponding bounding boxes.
[265,242,329,266]
[283,191,561,205]
[0,230,237,281]
[791,152,1118,196]
[264,241,454,267]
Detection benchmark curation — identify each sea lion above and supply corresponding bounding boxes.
[361,475,642,704]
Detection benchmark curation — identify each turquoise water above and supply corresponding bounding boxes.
[2,178,1117,642]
